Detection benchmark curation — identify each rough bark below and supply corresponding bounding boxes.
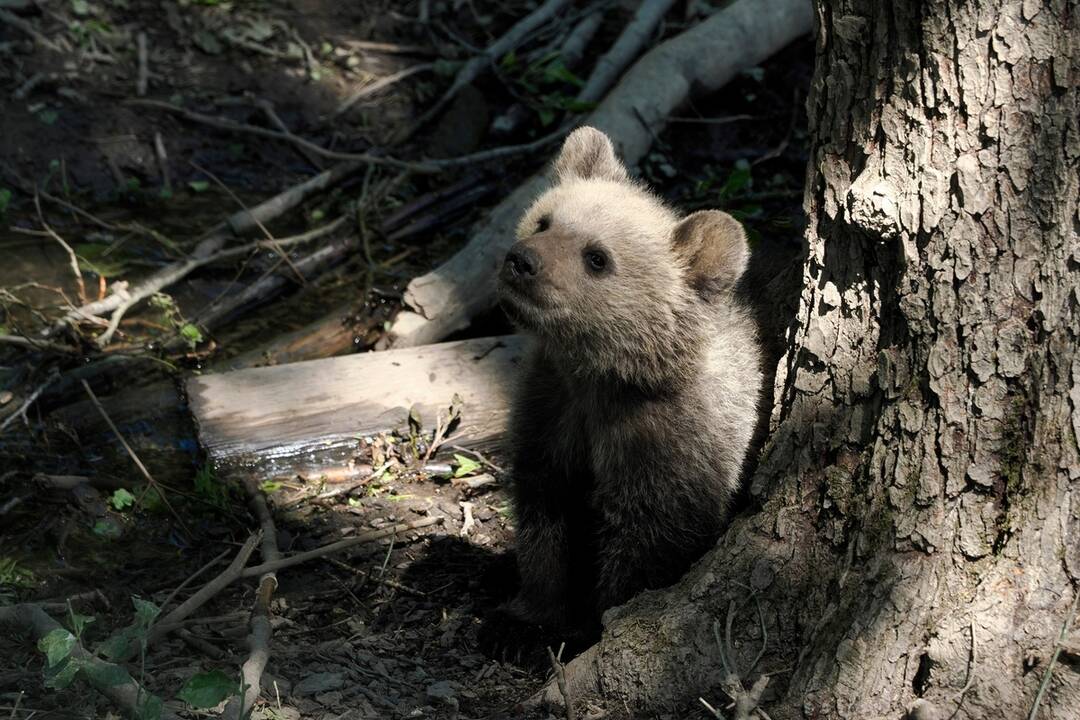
[550,1,1080,718]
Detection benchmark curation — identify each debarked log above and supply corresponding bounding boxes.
[186,335,525,479]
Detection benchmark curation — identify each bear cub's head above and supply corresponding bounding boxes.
[498,127,750,387]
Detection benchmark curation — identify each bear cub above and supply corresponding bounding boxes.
[496,126,762,634]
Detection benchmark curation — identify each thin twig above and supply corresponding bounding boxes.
[408,0,574,133]
[126,98,565,173]
[947,621,977,720]
[0,9,62,52]
[239,515,444,578]
[546,643,577,720]
[334,62,435,117]
[146,534,261,648]
[448,444,504,474]
[222,481,281,720]
[1028,585,1080,720]
[157,548,231,618]
[188,159,307,284]
[79,379,192,536]
[153,132,172,194]
[0,374,58,435]
[93,217,346,348]
[135,32,148,96]
[35,192,87,305]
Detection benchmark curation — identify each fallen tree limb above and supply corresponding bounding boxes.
[187,335,526,478]
[166,230,354,351]
[390,0,814,347]
[222,481,281,720]
[0,604,179,720]
[575,0,677,105]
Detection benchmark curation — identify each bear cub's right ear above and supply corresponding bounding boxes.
[671,210,749,299]
[553,126,630,184]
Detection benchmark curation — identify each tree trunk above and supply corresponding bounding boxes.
[550,1,1080,718]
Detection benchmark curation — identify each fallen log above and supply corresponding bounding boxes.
[186,335,525,478]
[390,0,814,347]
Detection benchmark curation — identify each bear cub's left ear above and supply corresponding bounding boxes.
[671,210,749,299]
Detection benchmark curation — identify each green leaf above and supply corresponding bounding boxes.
[177,669,236,709]
[67,605,95,638]
[71,0,91,17]
[110,488,136,510]
[96,628,136,661]
[188,179,210,193]
[537,107,555,126]
[92,518,122,538]
[83,661,132,687]
[132,597,160,629]
[717,165,752,199]
[135,692,163,720]
[543,62,584,88]
[259,481,282,494]
[499,50,517,70]
[179,323,204,348]
[453,454,481,478]
[38,628,77,667]
[43,656,82,689]
[0,187,11,218]
[38,109,59,126]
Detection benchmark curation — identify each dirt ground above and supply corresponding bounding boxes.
[0,1,812,717]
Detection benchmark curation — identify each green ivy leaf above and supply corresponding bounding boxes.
[97,627,137,660]
[110,488,136,510]
[43,656,82,689]
[38,628,76,667]
[177,669,236,709]
[453,454,481,478]
[132,597,160,630]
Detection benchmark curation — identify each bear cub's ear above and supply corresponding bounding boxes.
[671,210,749,299]
[553,127,629,183]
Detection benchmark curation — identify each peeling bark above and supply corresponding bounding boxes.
[551,1,1080,718]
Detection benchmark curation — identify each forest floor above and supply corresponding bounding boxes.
[0,1,811,718]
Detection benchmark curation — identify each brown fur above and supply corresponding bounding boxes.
[496,127,762,630]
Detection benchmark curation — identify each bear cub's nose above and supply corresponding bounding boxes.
[504,245,541,282]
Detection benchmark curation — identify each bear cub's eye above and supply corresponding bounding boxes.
[535,216,551,233]
[583,249,609,274]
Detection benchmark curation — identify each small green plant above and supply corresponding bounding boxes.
[32,595,242,719]
[499,51,594,126]
[187,179,210,193]
[176,670,235,708]
[193,464,229,508]
[0,187,12,219]
[453,453,481,478]
[0,556,35,588]
[149,293,204,349]
[110,488,136,510]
